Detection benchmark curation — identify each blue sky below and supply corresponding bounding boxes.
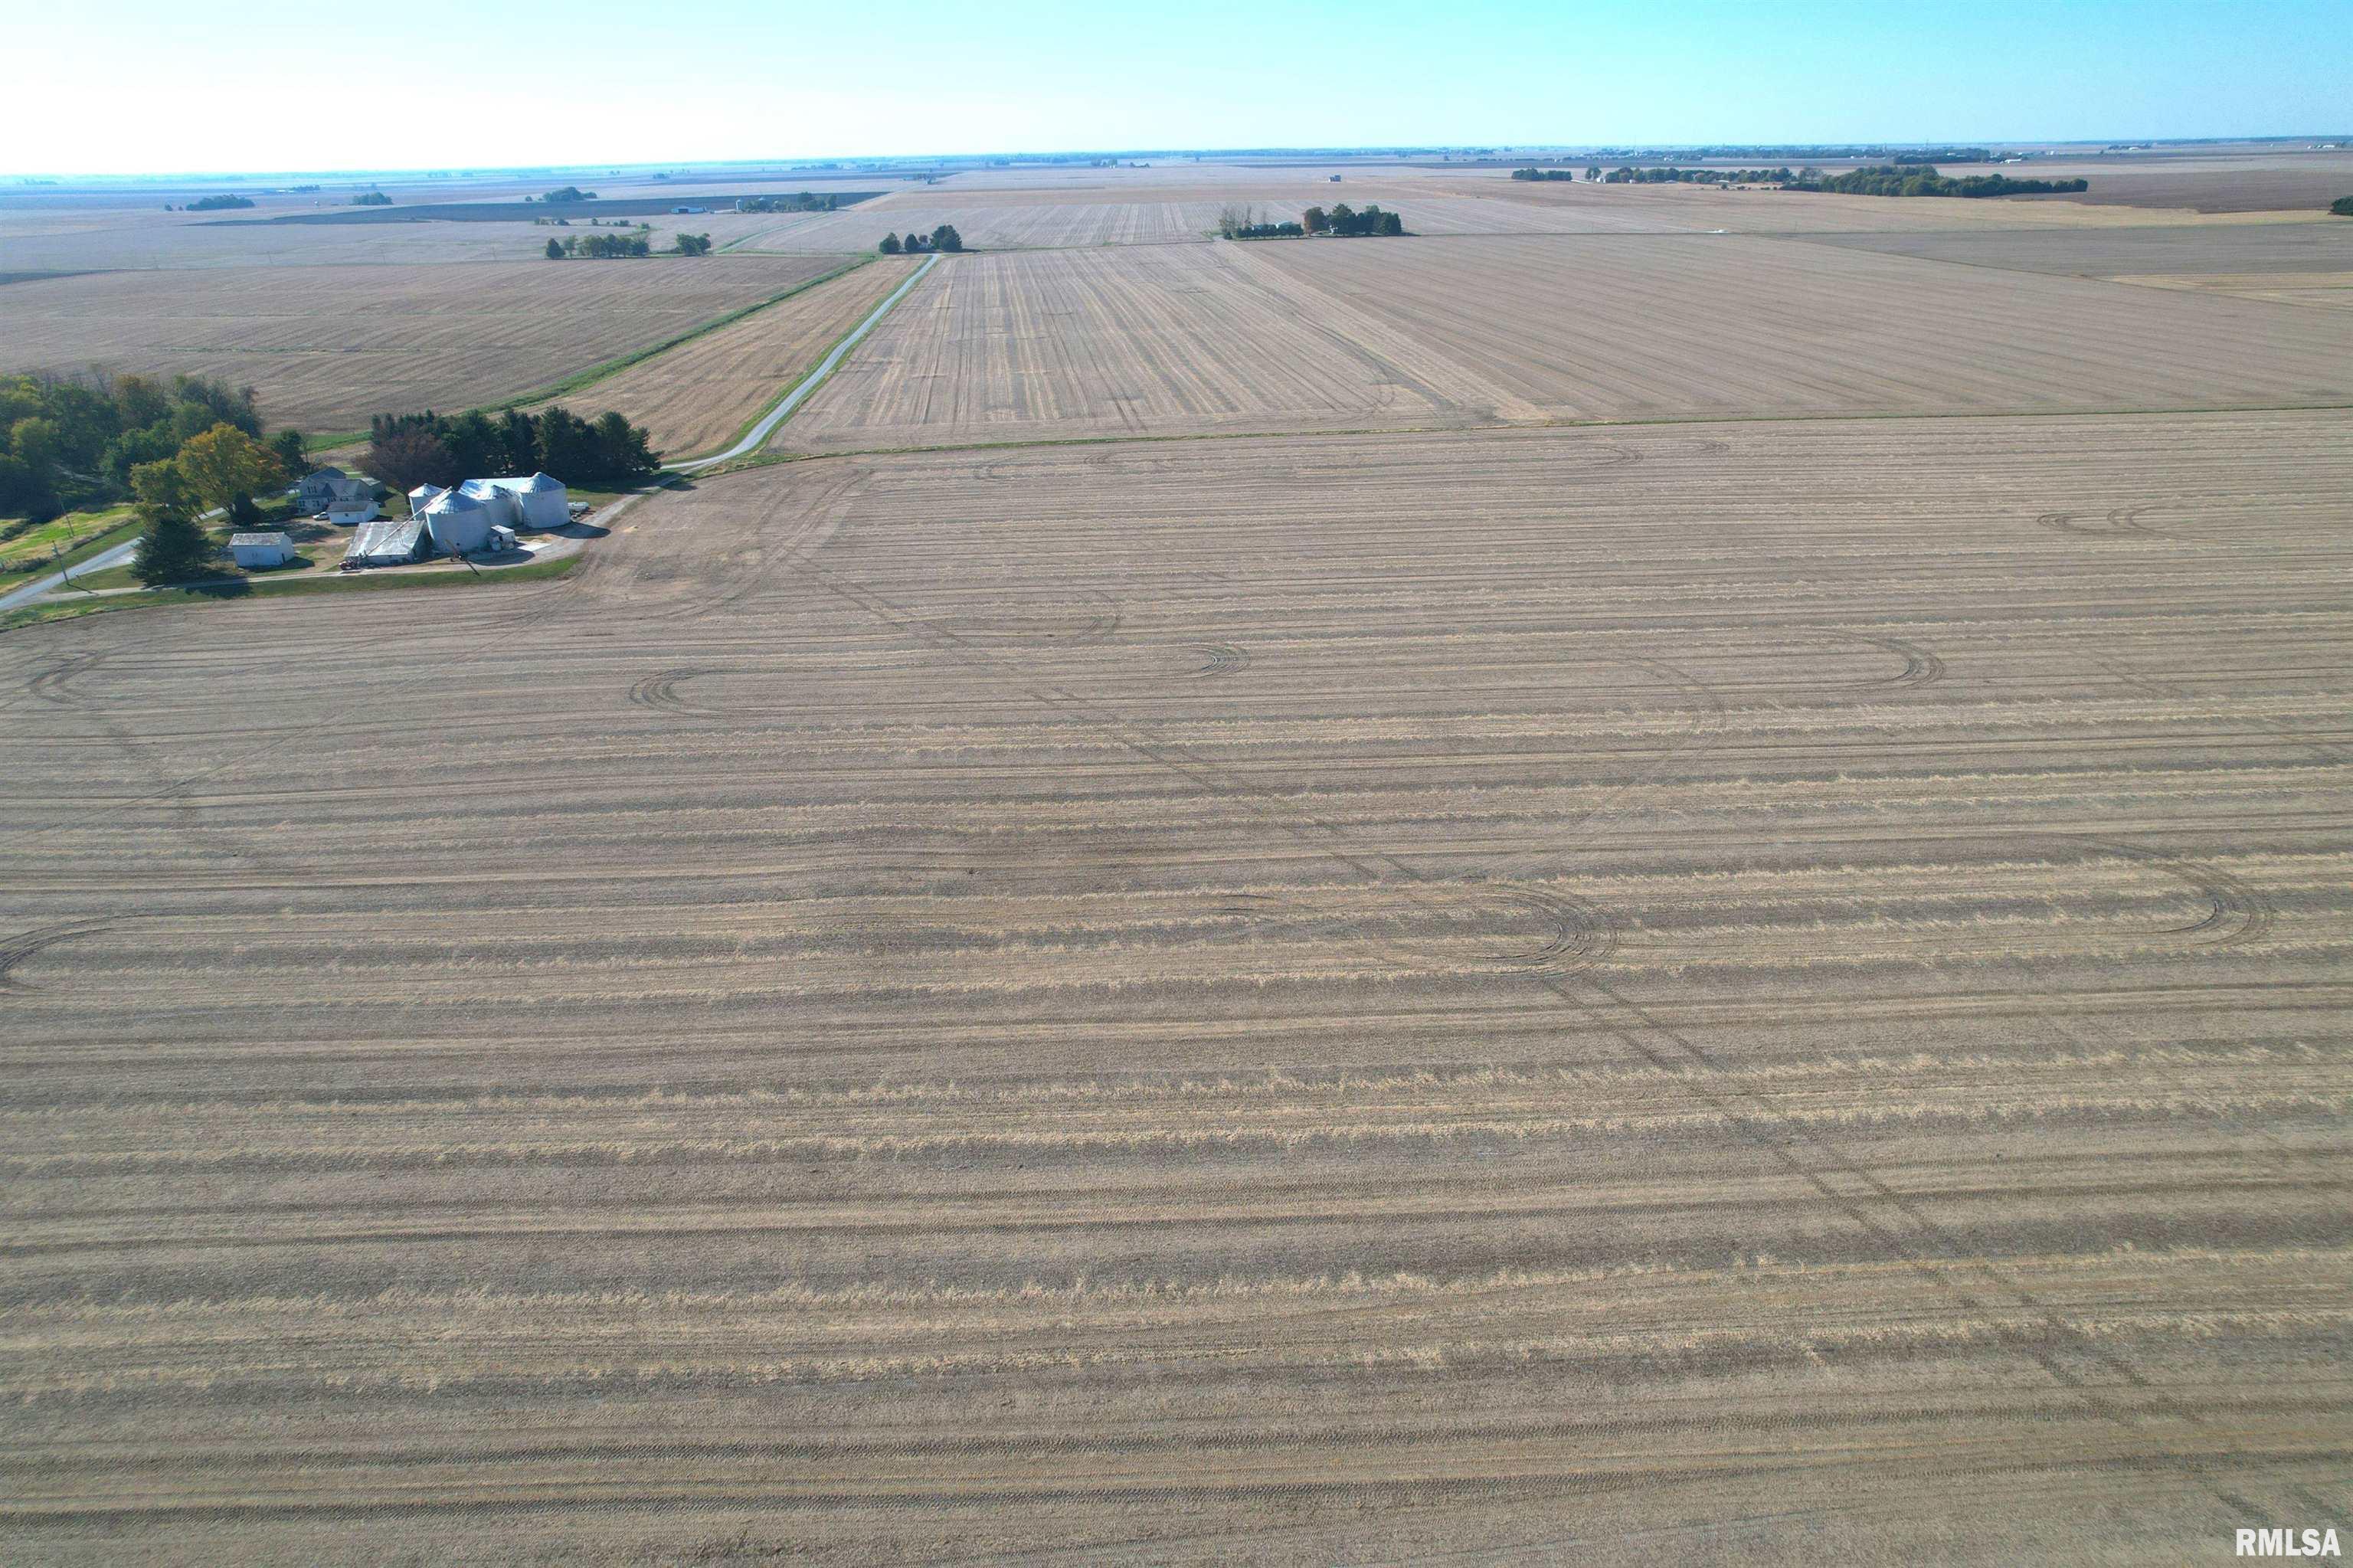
[11,0,2348,175]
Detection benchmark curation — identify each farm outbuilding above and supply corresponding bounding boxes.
[344,516,426,567]
[407,483,447,515]
[228,532,295,568]
[421,487,496,555]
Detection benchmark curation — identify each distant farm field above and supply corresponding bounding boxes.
[779,234,2353,453]
[518,257,913,458]
[0,255,856,431]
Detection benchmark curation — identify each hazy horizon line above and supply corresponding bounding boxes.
[10,133,2349,186]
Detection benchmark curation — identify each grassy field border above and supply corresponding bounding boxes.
[1,513,141,581]
[492,253,878,417]
[2,555,578,636]
[675,259,922,463]
[296,254,879,460]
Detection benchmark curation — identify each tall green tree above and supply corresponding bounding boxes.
[270,428,308,476]
[173,424,286,519]
[129,458,214,585]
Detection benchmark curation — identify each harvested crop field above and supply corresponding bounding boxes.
[780,234,2353,452]
[1802,221,2353,278]
[516,257,914,459]
[2,408,2349,1563]
[0,255,856,431]
[777,243,1530,450]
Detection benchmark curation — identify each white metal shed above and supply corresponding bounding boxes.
[229,532,296,568]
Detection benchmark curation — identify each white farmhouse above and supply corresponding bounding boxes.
[322,477,378,525]
[229,532,296,568]
[294,467,347,511]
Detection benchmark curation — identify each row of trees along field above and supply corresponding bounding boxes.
[881,227,962,254]
[1786,165,2090,196]
[0,372,306,527]
[1601,166,1795,184]
[366,407,660,493]
[1215,203,1404,237]
[740,192,846,212]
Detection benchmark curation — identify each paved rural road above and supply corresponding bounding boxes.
[0,535,142,614]
[669,252,941,472]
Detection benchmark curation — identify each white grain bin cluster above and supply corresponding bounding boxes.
[414,473,569,555]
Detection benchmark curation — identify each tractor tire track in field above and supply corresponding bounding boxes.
[1183,642,1249,677]
[0,919,119,994]
[2037,506,2181,541]
[1807,626,1945,688]
[627,668,722,718]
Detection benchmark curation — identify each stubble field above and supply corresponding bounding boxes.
[516,257,915,459]
[2,408,2349,1563]
[776,234,2353,452]
[0,254,856,431]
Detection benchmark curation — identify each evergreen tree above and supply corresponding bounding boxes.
[133,513,214,585]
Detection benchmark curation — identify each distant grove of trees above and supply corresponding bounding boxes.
[1216,205,1303,239]
[183,195,254,211]
[2333,196,2353,217]
[1599,166,1797,184]
[740,192,843,212]
[542,228,657,258]
[538,186,598,204]
[367,406,660,492]
[673,233,713,256]
[1305,202,1403,237]
[0,370,296,527]
[880,225,963,254]
[1678,145,1998,162]
[1524,162,2093,198]
[351,191,393,206]
[1787,165,2090,197]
